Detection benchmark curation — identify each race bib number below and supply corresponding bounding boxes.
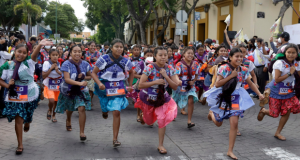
[8,85,28,102]
[105,81,125,96]
[49,78,62,91]
[181,80,188,92]
[242,82,249,90]
[197,72,205,81]
[219,95,240,110]
[278,83,292,95]
[148,87,159,101]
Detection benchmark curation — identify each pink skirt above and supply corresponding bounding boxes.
[126,89,139,102]
[134,97,177,128]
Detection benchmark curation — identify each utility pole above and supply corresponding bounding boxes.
[193,0,195,42]
[55,0,58,44]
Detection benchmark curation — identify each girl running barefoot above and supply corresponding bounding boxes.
[42,49,62,123]
[134,46,178,154]
[92,39,134,147]
[172,46,199,127]
[257,44,300,141]
[55,45,92,141]
[131,50,153,123]
[194,45,208,104]
[204,48,264,160]
[0,39,52,155]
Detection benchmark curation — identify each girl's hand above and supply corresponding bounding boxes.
[231,68,238,78]
[258,94,264,100]
[8,79,14,87]
[160,69,168,78]
[127,86,133,92]
[39,39,53,46]
[55,66,59,70]
[189,81,195,85]
[155,79,166,85]
[98,83,105,90]
[50,63,57,70]
[178,80,182,86]
[78,73,83,79]
[290,66,296,74]
[79,81,87,87]
[255,83,259,88]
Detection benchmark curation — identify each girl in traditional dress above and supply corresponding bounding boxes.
[55,45,92,141]
[194,45,208,104]
[204,48,264,160]
[43,49,62,123]
[0,39,52,154]
[172,47,199,127]
[92,39,134,147]
[134,46,178,154]
[257,44,300,141]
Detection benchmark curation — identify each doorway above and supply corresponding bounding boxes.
[198,23,205,43]
[219,20,227,44]
[170,28,175,40]
[150,31,153,45]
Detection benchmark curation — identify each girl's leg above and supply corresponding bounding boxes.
[137,108,141,122]
[198,88,203,101]
[89,91,94,106]
[274,110,291,140]
[227,116,239,160]
[113,110,121,141]
[181,108,187,115]
[208,111,223,127]
[158,126,167,153]
[187,96,194,124]
[15,115,24,150]
[52,101,57,121]
[47,99,55,120]
[66,110,73,131]
[78,106,86,137]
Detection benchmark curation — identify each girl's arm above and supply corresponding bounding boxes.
[224,29,232,46]
[64,71,85,86]
[32,39,53,62]
[85,71,92,80]
[250,70,258,86]
[246,77,264,100]
[215,68,238,88]
[205,64,212,72]
[42,64,56,79]
[139,74,162,89]
[91,66,102,86]
[0,79,9,88]
[163,74,178,90]
[274,69,289,83]
[128,69,134,89]
[133,70,142,79]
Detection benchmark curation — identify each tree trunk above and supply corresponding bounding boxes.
[27,13,31,40]
[136,24,141,44]
[128,23,137,44]
[138,21,147,44]
[278,0,291,33]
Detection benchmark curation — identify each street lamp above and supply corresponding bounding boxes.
[204,4,210,13]
[233,0,239,7]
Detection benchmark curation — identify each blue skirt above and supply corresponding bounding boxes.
[172,86,198,109]
[94,83,129,112]
[55,92,91,113]
[203,86,255,122]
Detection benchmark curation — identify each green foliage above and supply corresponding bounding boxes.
[44,1,84,38]
[14,0,43,23]
[90,23,116,44]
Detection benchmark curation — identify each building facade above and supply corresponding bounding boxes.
[130,0,300,45]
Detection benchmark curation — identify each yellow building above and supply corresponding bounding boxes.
[70,32,91,39]
[133,0,300,45]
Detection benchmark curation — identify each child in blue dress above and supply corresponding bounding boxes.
[55,45,92,141]
[172,46,199,128]
[91,39,134,147]
[204,48,264,160]
[0,39,52,155]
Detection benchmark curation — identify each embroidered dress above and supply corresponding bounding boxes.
[172,61,199,108]
[265,60,300,117]
[168,58,174,68]
[55,60,92,113]
[195,52,207,90]
[126,61,145,102]
[130,56,143,84]
[203,64,254,122]
[85,51,100,92]
[0,56,40,123]
[40,49,50,61]
[94,54,133,112]
[43,61,61,101]
[134,64,177,128]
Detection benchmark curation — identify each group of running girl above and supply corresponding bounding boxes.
[1,38,299,160]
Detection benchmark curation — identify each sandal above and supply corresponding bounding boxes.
[257,108,265,121]
[259,88,270,107]
[187,123,195,128]
[201,97,207,105]
[80,136,87,141]
[113,140,121,147]
[52,118,57,123]
[66,120,72,131]
[140,113,145,125]
[157,147,167,154]
[102,112,108,119]
[47,110,51,120]
[237,131,241,136]
[15,148,23,155]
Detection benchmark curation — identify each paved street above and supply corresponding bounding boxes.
[1,96,300,160]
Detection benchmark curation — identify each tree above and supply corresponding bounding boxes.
[75,19,85,34]
[82,0,130,41]
[125,0,153,44]
[14,0,42,38]
[163,0,199,46]
[273,0,293,33]
[0,0,23,34]
[44,2,82,38]
[90,23,116,44]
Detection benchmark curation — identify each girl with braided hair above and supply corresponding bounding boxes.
[172,46,199,128]
[134,46,178,154]
[204,48,264,160]
[257,44,300,141]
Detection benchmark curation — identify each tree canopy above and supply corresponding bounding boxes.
[44,1,84,38]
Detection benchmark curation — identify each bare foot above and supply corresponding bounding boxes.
[181,109,187,115]
[274,134,286,141]
[157,146,167,154]
[24,123,30,132]
[227,152,238,160]
[207,111,212,121]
